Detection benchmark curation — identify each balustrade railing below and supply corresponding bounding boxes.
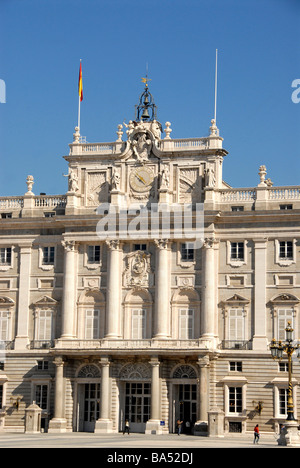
[219,189,256,202]
[34,195,67,208]
[268,187,300,200]
[0,197,24,209]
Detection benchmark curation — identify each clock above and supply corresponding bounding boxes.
[129,166,154,192]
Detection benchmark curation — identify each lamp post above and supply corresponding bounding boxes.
[270,321,300,445]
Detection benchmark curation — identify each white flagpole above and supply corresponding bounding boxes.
[214,49,218,123]
[78,93,81,131]
[78,59,82,132]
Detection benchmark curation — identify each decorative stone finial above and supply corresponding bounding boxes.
[73,126,80,143]
[26,175,34,193]
[258,165,267,186]
[164,122,172,139]
[116,124,123,142]
[209,119,218,136]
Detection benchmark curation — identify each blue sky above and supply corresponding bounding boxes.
[0,0,299,196]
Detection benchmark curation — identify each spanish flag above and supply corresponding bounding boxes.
[78,61,83,102]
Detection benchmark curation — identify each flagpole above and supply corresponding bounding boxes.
[214,49,218,124]
[78,59,82,132]
[78,92,81,131]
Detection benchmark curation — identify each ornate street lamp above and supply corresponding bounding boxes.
[270,322,299,421]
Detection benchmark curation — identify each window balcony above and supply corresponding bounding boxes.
[221,340,252,350]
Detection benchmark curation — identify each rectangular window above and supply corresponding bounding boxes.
[280,205,293,210]
[87,246,101,264]
[132,309,146,340]
[0,384,3,409]
[0,311,9,341]
[37,360,49,371]
[134,244,147,251]
[85,309,100,339]
[278,309,293,341]
[279,241,293,259]
[1,213,12,219]
[181,243,195,262]
[229,309,244,342]
[229,387,242,413]
[279,388,288,416]
[0,248,12,266]
[229,361,243,372]
[230,242,244,260]
[279,362,288,372]
[35,384,48,410]
[179,309,194,340]
[42,247,55,265]
[37,310,52,341]
[231,206,244,212]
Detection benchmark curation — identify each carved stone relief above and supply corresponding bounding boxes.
[179,168,202,203]
[119,362,151,380]
[123,251,154,288]
[86,172,108,206]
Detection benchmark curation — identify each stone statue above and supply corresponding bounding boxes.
[160,166,170,189]
[111,168,120,190]
[26,175,34,193]
[64,170,79,192]
[205,167,216,188]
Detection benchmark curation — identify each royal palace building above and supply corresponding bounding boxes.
[0,82,300,436]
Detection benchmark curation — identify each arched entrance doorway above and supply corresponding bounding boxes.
[171,364,198,434]
[119,362,152,433]
[75,364,101,432]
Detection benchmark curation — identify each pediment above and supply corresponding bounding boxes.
[269,293,299,305]
[220,294,250,305]
[0,296,15,305]
[33,295,58,306]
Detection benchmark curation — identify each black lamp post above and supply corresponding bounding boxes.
[270,322,300,421]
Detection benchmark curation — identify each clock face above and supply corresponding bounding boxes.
[129,166,154,192]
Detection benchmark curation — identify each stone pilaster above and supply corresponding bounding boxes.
[48,357,67,432]
[15,242,32,350]
[154,239,170,339]
[145,357,162,434]
[201,237,217,346]
[95,357,113,433]
[61,240,77,339]
[253,238,268,350]
[194,355,210,434]
[105,240,122,339]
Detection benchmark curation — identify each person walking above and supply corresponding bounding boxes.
[177,419,183,436]
[253,424,260,444]
[123,419,130,435]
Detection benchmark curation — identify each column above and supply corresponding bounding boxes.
[145,357,162,434]
[195,355,210,433]
[154,239,170,339]
[61,240,77,338]
[95,357,113,433]
[105,240,121,339]
[201,237,216,345]
[253,238,268,350]
[15,242,32,350]
[48,357,67,432]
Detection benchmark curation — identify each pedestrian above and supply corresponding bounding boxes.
[253,424,260,444]
[177,419,183,435]
[123,419,130,435]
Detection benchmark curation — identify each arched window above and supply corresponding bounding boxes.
[171,289,200,339]
[269,293,299,341]
[123,289,153,339]
[77,290,105,339]
[172,365,197,379]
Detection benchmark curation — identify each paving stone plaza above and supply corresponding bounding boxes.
[0,432,286,450]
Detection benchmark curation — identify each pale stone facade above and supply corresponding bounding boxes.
[0,84,300,435]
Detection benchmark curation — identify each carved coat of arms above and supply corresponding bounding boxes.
[123,251,153,288]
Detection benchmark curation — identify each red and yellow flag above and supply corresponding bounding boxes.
[78,61,83,102]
